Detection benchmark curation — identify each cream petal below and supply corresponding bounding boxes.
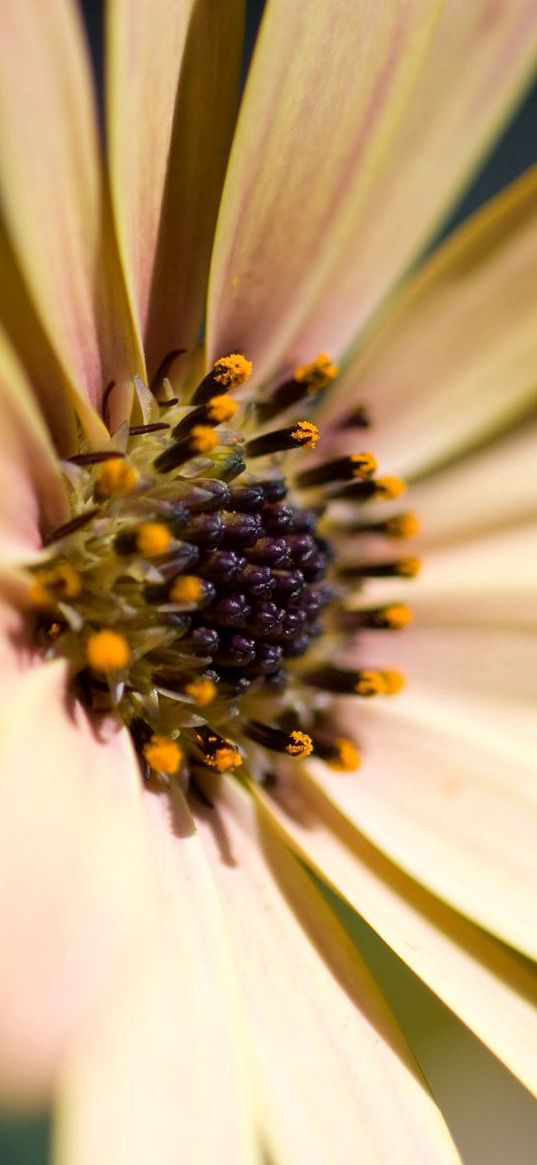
[250,775,537,1097]
[107,0,244,381]
[196,778,459,1164]
[322,168,537,477]
[313,674,537,955]
[0,1,103,411]
[56,784,258,1165]
[207,0,442,385]
[0,659,147,1107]
[0,326,68,559]
[295,0,537,362]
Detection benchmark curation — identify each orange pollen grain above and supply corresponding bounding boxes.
[205,746,242,773]
[86,629,131,672]
[136,522,173,557]
[286,730,313,759]
[291,421,320,449]
[184,677,217,706]
[191,425,218,454]
[94,457,140,499]
[143,735,183,776]
[213,354,253,388]
[293,352,340,390]
[207,394,239,423]
[169,576,205,604]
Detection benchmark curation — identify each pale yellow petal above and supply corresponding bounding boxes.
[207,0,442,384]
[0,326,68,559]
[0,660,147,1107]
[324,168,537,477]
[197,779,459,1164]
[57,784,259,1165]
[251,775,537,1097]
[313,675,537,955]
[296,0,537,361]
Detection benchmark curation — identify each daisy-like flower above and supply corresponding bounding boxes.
[1,0,536,1160]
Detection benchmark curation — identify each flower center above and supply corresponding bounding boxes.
[27,353,419,788]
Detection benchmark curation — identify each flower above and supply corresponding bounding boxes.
[0,0,536,1160]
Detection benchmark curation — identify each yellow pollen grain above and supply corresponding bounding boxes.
[169,575,205,604]
[291,420,320,449]
[184,677,217,706]
[213,354,253,388]
[351,452,377,478]
[191,425,218,454]
[374,476,406,501]
[136,522,173,557]
[397,556,421,578]
[205,745,242,773]
[86,629,131,672]
[354,669,386,697]
[382,604,413,629]
[28,563,82,608]
[143,735,184,776]
[94,457,140,499]
[293,352,340,390]
[384,512,421,539]
[381,669,406,695]
[286,730,313,759]
[330,738,362,772]
[207,394,239,423]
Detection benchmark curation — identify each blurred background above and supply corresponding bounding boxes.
[1,2,536,1161]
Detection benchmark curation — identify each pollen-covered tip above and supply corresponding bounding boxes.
[143,735,184,776]
[86,629,131,673]
[136,522,173,557]
[293,352,340,389]
[94,457,140,499]
[246,420,319,457]
[191,354,253,405]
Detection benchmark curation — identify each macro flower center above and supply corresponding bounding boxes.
[27,353,419,788]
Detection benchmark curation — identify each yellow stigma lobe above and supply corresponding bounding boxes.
[381,669,406,695]
[29,562,82,607]
[374,476,406,501]
[190,425,218,454]
[330,738,362,772]
[184,677,217,706]
[169,576,205,604]
[213,354,253,388]
[87,629,131,672]
[384,512,420,539]
[354,669,388,697]
[136,522,173,557]
[286,730,313,759]
[291,420,320,449]
[207,395,239,423]
[382,604,413,629]
[94,457,140,499]
[294,352,339,390]
[143,735,183,776]
[351,452,377,478]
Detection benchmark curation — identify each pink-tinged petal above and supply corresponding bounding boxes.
[322,168,537,477]
[405,521,537,629]
[314,671,536,956]
[197,779,459,1163]
[251,775,537,1097]
[295,0,537,361]
[0,1,104,414]
[207,0,442,385]
[107,0,244,381]
[0,327,68,559]
[406,421,537,550]
[0,659,148,1107]
[56,784,258,1165]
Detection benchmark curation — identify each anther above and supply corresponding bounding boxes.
[136,522,174,557]
[86,629,131,673]
[296,452,377,489]
[28,563,82,608]
[246,420,319,457]
[256,352,339,422]
[168,575,211,606]
[193,726,243,772]
[329,475,406,503]
[303,665,402,696]
[171,395,238,439]
[183,677,217,706]
[94,457,140,499]
[338,604,413,631]
[312,734,362,771]
[243,721,313,759]
[383,513,421,539]
[143,735,184,776]
[337,557,421,581]
[336,405,371,429]
[154,426,219,473]
[191,354,253,405]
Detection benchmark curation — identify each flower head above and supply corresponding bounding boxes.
[0,1,536,1160]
